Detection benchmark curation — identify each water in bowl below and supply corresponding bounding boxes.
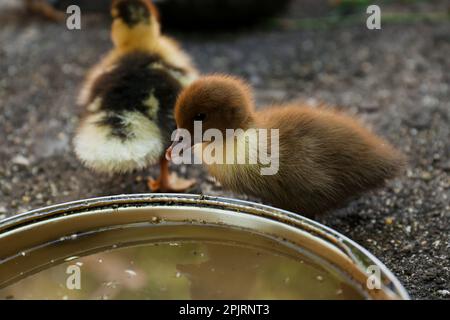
[0,223,366,300]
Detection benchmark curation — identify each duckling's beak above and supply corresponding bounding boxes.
[165,129,187,161]
[165,144,174,161]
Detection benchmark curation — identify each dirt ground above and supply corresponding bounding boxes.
[0,1,449,299]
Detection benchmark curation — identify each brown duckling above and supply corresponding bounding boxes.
[73,0,197,191]
[167,75,405,216]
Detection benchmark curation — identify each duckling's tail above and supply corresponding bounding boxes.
[111,0,160,49]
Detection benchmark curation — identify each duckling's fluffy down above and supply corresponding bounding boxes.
[73,111,163,173]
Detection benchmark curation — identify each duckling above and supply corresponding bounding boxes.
[73,0,198,192]
[167,75,405,216]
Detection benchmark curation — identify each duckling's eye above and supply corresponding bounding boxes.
[193,113,206,122]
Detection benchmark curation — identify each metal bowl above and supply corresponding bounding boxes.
[0,194,409,299]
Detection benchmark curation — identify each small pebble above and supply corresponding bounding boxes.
[12,155,30,166]
[125,269,137,277]
[437,290,450,297]
[420,172,432,181]
[385,217,394,225]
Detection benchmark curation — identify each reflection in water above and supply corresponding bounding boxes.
[0,240,364,299]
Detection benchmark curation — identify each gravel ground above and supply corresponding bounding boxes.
[0,1,449,299]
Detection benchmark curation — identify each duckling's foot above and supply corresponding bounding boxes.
[147,157,195,192]
[147,173,196,193]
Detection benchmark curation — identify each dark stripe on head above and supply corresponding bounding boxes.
[112,0,152,27]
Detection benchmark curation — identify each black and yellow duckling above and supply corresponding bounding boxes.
[74,0,198,191]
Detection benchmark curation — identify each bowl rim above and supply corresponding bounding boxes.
[0,193,410,300]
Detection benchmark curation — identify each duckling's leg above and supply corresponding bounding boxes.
[147,157,195,192]
[26,0,65,21]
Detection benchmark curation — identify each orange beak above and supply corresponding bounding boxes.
[165,129,187,161]
[165,144,174,161]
